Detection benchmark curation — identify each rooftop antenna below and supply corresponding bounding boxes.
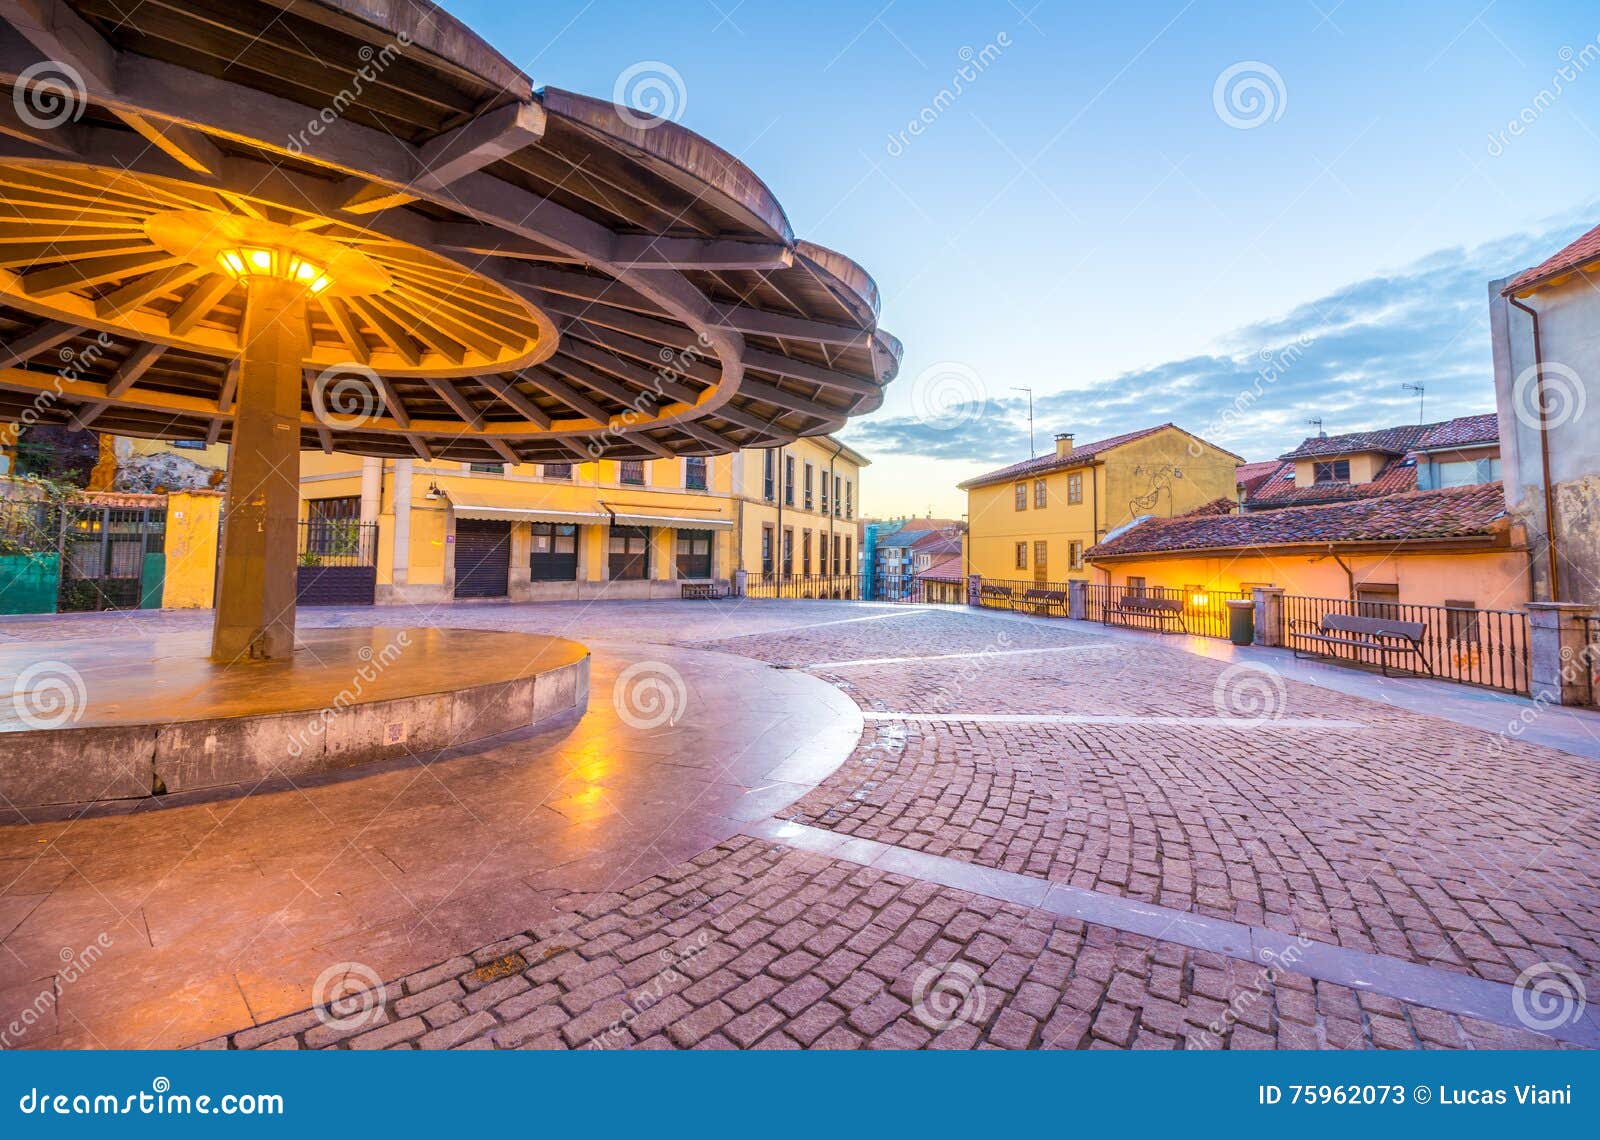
[1402,382,1425,423]
[1010,386,1035,458]
[1306,416,1325,438]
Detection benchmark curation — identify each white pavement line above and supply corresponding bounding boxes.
[742,819,1600,1049]
[860,712,1368,729]
[697,608,929,641]
[804,643,1118,669]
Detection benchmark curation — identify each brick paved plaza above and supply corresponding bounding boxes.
[2,601,1597,1050]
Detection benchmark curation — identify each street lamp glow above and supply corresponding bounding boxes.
[215,246,332,294]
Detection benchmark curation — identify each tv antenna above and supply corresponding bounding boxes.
[1010,387,1035,458]
[1402,383,1425,423]
[1306,416,1325,438]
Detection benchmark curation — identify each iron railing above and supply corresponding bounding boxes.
[969,577,1074,617]
[1282,593,1530,694]
[297,519,378,568]
[742,573,868,600]
[1085,582,1251,639]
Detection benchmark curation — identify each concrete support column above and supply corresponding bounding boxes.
[733,568,748,597]
[210,278,306,662]
[508,522,531,599]
[359,457,381,523]
[1527,602,1596,706]
[391,458,412,587]
[1253,586,1285,647]
[1067,579,1087,621]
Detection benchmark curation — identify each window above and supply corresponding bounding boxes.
[804,464,815,510]
[173,439,206,450]
[608,526,650,579]
[469,462,504,474]
[676,529,713,579]
[542,462,572,479]
[834,475,842,517]
[784,456,795,506]
[845,481,853,519]
[821,473,830,516]
[1069,540,1084,570]
[1127,576,1146,597]
[1355,582,1399,619]
[1314,459,1351,484]
[761,525,774,576]
[619,459,646,485]
[1422,457,1501,490]
[802,529,813,575]
[1067,473,1083,504]
[845,537,853,574]
[685,455,707,491]
[530,522,577,581]
[1033,540,1048,583]
[832,534,842,575]
[1445,599,1480,643]
[1014,483,1027,510]
[1015,542,1028,570]
[1034,479,1047,508]
[763,450,776,501]
[308,496,360,522]
[783,527,794,577]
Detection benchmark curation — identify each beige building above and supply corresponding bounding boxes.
[732,437,869,580]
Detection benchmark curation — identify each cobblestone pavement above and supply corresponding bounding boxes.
[213,837,1565,1051]
[5,601,1598,1049]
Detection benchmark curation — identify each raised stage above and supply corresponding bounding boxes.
[0,627,589,811]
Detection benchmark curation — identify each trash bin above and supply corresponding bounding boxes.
[1225,598,1254,646]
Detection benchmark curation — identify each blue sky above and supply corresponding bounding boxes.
[445,0,1600,516]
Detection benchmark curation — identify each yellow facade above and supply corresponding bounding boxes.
[131,434,866,605]
[963,426,1240,584]
[159,490,223,609]
[731,437,868,579]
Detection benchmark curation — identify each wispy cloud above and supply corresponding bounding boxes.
[845,206,1596,466]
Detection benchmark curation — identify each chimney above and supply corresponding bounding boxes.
[1054,432,1075,458]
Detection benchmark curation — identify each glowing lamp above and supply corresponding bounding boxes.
[1190,591,1209,607]
[215,247,331,294]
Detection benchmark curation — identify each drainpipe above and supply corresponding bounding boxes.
[1506,295,1563,602]
[827,439,843,578]
[775,446,784,581]
[1327,546,1356,600]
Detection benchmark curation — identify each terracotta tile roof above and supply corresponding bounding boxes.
[1504,221,1600,295]
[910,532,963,555]
[1245,456,1418,509]
[1416,412,1499,450]
[958,424,1237,490]
[1088,482,1508,559]
[1279,423,1430,460]
[1182,496,1237,518]
[1234,460,1281,495]
[916,553,965,582]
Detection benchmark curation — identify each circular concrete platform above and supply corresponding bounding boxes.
[0,627,589,810]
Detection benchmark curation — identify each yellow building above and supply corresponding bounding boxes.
[128,434,866,606]
[960,424,1242,584]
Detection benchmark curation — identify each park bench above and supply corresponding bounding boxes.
[1103,594,1187,633]
[1022,587,1066,617]
[680,582,729,600]
[978,583,1015,609]
[1289,612,1432,676]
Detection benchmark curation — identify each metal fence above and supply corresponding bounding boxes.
[297,519,378,567]
[1282,593,1530,694]
[742,573,868,600]
[1085,582,1251,639]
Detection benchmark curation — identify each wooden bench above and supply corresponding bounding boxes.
[978,584,1015,609]
[1290,613,1432,676]
[680,582,729,600]
[1022,587,1066,617]
[1103,594,1187,633]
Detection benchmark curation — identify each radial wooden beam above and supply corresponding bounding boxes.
[710,303,871,347]
[474,373,551,428]
[96,263,206,320]
[22,248,181,298]
[0,320,81,367]
[217,358,239,413]
[341,101,546,214]
[106,342,166,397]
[424,377,485,430]
[611,235,792,271]
[743,347,878,397]
[673,418,739,451]
[556,340,699,405]
[168,274,235,336]
[521,370,610,425]
[433,222,581,263]
[486,437,521,464]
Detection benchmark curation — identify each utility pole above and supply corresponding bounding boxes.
[1402,383,1425,423]
[1011,386,1035,458]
